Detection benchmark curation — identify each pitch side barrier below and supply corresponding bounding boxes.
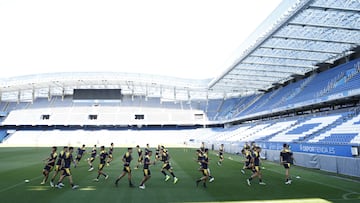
[259,142,360,177]
[206,142,360,177]
[257,142,355,157]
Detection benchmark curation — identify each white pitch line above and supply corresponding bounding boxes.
[263,165,357,194]
[0,175,43,193]
[225,158,359,196]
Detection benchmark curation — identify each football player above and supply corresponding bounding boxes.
[75,144,86,166]
[196,148,210,188]
[94,146,109,181]
[246,146,266,186]
[134,145,143,169]
[55,147,79,189]
[50,146,68,187]
[160,147,178,184]
[106,143,114,166]
[280,143,295,184]
[88,145,97,171]
[139,150,154,189]
[115,148,134,187]
[217,144,224,166]
[41,146,57,185]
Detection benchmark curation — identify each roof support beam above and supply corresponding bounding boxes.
[271,35,358,45]
[288,22,360,31]
[229,66,296,75]
[212,83,266,89]
[250,53,319,62]
[260,45,342,54]
[231,65,306,74]
[258,47,333,57]
[222,77,278,83]
[218,80,271,85]
[228,73,285,79]
[308,5,360,13]
[242,61,313,69]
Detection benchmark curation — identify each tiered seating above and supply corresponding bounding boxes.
[190,100,207,112]
[206,99,222,120]
[0,102,7,112]
[2,129,198,147]
[351,134,360,144]
[287,123,321,134]
[309,114,360,144]
[256,81,304,112]
[319,133,358,144]
[238,90,279,116]
[28,98,51,109]
[215,98,241,120]
[0,130,7,143]
[1,106,206,126]
[213,125,252,141]
[269,115,342,142]
[4,102,29,111]
[225,59,360,121]
[226,124,270,142]
[230,94,259,118]
[287,62,356,105]
[248,120,297,141]
[49,96,74,108]
[161,101,182,109]
[327,71,360,95]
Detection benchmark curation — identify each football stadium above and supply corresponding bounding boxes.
[0,0,360,203]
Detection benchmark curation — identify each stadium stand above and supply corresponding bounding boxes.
[247,120,298,142]
[268,114,342,142]
[0,130,7,143]
[228,59,360,121]
[309,114,360,144]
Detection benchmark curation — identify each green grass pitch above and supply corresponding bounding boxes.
[0,147,359,203]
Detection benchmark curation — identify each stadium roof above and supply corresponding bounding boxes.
[0,0,359,102]
[209,0,360,93]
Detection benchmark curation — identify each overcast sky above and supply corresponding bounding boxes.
[0,0,283,79]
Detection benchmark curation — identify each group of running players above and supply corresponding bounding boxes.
[41,143,180,190]
[40,141,294,190]
[41,146,79,189]
[240,142,295,185]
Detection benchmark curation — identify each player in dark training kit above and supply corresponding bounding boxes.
[160,147,178,184]
[280,143,295,184]
[196,148,214,182]
[55,147,79,189]
[88,145,97,171]
[196,148,210,188]
[195,149,204,167]
[145,143,151,155]
[246,146,266,186]
[94,146,109,182]
[50,146,68,187]
[217,144,224,166]
[155,145,161,161]
[115,148,134,187]
[134,145,143,169]
[200,142,205,153]
[139,150,154,189]
[75,144,86,166]
[41,146,57,185]
[241,145,252,174]
[106,143,114,166]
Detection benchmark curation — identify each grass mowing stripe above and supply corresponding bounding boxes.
[0,175,43,193]
[1,147,359,203]
[262,161,358,194]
